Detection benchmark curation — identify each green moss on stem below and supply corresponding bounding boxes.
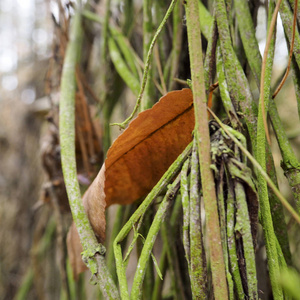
[185,0,228,298]
[59,4,119,298]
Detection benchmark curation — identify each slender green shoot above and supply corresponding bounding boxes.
[185,0,228,298]
[130,175,181,299]
[114,142,193,298]
[111,0,178,129]
[189,140,207,298]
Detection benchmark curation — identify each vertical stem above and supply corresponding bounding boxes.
[106,205,127,284]
[226,176,244,299]
[232,177,257,299]
[255,1,283,298]
[232,0,292,263]
[259,0,282,145]
[216,165,235,300]
[189,141,207,298]
[142,0,153,110]
[59,4,119,298]
[99,0,111,102]
[169,0,183,90]
[101,0,112,155]
[123,0,134,35]
[214,0,257,144]
[269,99,300,215]
[234,0,261,85]
[216,46,239,128]
[185,0,228,299]
[181,159,191,270]
[60,0,97,260]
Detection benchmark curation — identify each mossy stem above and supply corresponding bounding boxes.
[232,0,292,262]
[59,4,119,298]
[228,161,258,299]
[216,45,239,128]
[216,164,235,300]
[208,108,300,225]
[279,0,300,119]
[259,0,282,145]
[185,0,228,298]
[106,205,127,284]
[225,174,244,299]
[189,140,207,298]
[272,0,298,99]
[269,101,300,214]
[180,158,191,270]
[234,0,261,85]
[255,1,283,297]
[214,0,258,144]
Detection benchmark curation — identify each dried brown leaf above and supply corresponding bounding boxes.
[83,165,106,242]
[68,89,195,277]
[105,88,194,206]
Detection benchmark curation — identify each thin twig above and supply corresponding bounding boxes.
[173,78,189,86]
[260,0,282,145]
[111,0,178,129]
[209,81,219,92]
[152,78,164,95]
[272,0,298,99]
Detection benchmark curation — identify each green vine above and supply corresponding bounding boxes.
[59,3,119,298]
[185,0,228,298]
